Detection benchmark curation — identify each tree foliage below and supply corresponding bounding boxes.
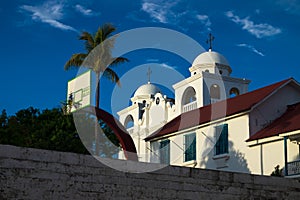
[0,107,120,157]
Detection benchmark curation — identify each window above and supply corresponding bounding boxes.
[215,124,228,155]
[229,87,240,98]
[184,133,196,162]
[124,115,134,128]
[150,142,159,163]
[210,84,220,99]
[138,101,146,119]
[156,97,160,105]
[159,140,170,164]
[182,87,197,105]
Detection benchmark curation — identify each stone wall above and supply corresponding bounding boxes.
[1,144,300,199]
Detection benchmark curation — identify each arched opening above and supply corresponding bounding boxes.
[182,87,196,105]
[124,115,134,129]
[182,87,197,112]
[210,84,220,99]
[230,87,240,98]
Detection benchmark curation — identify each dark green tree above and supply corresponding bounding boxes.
[0,107,120,157]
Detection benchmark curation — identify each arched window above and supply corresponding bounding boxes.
[124,115,134,129]
[210,84,220,99]
[182,87,196,105]
[182,87,197,112]
[230,87,240,98]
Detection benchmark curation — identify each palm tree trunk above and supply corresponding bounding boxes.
[96,73,100,109]
[95,73,100,155]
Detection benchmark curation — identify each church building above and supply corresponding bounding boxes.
[117,43,300,177]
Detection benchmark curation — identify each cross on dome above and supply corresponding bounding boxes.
[147,67,152,84]
[206,33,215,51]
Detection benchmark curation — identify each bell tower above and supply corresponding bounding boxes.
[173,34,251,113]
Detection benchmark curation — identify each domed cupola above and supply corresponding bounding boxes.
[192,50,230,66]
[189,49,232,77]
[130,82,163,105]
[189,34,232,77]
[134,82,162,97]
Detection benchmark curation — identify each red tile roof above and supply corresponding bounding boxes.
[145,78,293,141]
[247,102,300,142]
[78,106,138,161]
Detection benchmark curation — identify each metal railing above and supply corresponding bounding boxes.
[287,159,300,176]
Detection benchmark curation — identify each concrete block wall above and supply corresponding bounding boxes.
[1,144,300,199]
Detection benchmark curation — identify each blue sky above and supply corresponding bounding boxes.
[1,0,300,116]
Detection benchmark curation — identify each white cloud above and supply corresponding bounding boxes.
[237,43,265,56]
[275,0,300,15]
[75,4,100,17]
[141,0,179,23]
[139,0,212,32]
[159,63,178,69]
[225,11,281,38]
[196,14,212,31]
[146,58,160,62]
[20,1,78,32]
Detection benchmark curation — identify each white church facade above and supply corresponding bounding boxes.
[117,48,300,177]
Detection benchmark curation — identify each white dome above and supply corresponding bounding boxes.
[192,51,229,66]
[134,83,161,97]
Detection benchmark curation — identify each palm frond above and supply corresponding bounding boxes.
[110,57,129,67]
[102,23,116,40]
[79,32,95,52]
[94,28,103,45]
[64,53,87,70]
[103,68,121,86]
[95,23,116,45]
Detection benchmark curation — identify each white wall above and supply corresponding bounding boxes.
[148,113,300,176]
[149,114,258,174]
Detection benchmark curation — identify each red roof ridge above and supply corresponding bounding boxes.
[145,78,294,142]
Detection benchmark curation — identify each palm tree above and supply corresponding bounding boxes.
[64,24,128,156]
[64,23,129,109]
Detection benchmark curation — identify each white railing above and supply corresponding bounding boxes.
[127,127,135,134]
[182,101,197,113]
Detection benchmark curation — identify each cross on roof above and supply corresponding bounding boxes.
[206,33,215,51]
[147,67,152,83]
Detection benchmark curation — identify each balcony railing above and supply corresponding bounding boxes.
[182,101,197,113]
[127,127,135,134]
[287,159,300,176]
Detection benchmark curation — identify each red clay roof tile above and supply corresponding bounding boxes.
[246,102,300,142]
[145,78,293,141]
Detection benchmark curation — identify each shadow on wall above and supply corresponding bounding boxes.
[200,140,251,173]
